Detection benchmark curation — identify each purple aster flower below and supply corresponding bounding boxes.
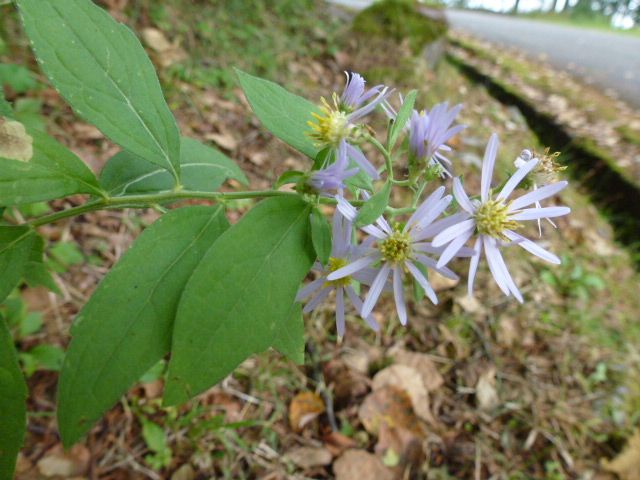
[296,208,379,337]
[308,141,359,193]
[432,134,571,303]
[327,187,465,325]
[308,71,392,180]
[408,103,465,177]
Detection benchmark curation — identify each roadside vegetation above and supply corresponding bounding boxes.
[1,1,639,478]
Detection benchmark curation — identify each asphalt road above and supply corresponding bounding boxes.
[446,10,640,107]
[328,1,640,107]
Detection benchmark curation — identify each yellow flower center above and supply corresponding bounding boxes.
[324,257,352,288]
[307,94,351,147]
[380,227,412,263]
[475,198,520,240]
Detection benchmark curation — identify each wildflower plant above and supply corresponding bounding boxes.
[0,0,571,476]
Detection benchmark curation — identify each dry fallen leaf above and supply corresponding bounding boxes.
[141,28,187,67]
[289,391,325,432]
[390,348,444,392]
[171,464,195,480]
[205,132,238,151]
[37,445,90,477]
[359,385,423,436]
[373,364,434,423]
[0,117,33,162]
[476,367,500,411]
[375,423,424,474]
[333,449,394,480]
[602,429,640,480]
[284,446,333,469]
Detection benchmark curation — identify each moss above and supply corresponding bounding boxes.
[352,0,447,54]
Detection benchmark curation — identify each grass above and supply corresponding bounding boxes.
[352,0,447,54]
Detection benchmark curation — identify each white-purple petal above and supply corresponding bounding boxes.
[406,261,438,304]
[503,230,561,264]
[362,263,391,318]
[432,218,476,248]
[509,206,571,221]
[327,253,379,281]
[497,158,539,201]
[393,266,408,325]
[481,134,499,202]
[509,181,568,211]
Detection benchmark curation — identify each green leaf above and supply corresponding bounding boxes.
[0,317,28,480]
[355,181,391,227]
[16,0,181,179]
[100,137,247,196]
[0,92,11,117]
[388,89,417,150]
[236,69,320,158]
[272,302,305,365]
[57,205,229,446]
[0,129,103,206]
[309,207,332,265]
[164,196,314,406]
[19,312,43,338]
[0,226,35,303]
[274,170,305,189]
[23,235,59,293]
[21,344,65,376]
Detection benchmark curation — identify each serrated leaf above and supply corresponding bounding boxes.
[164,196,314,406]
[16,0,181,179]
[272,302,305,365]
[57,206,229,446]
[0,317,28,480]
[309,207,332,265]
[0,129,103,205]
[388,90,417,150]
[0,226,35,303]
[236,69,320,158]
[355,181,391,227]
[100,137,248,196]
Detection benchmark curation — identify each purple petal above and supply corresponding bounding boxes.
[467,238,482,296]
[432,219,476,248]
[411,196,453,234]
[392,266,408,325]
[481,134,499,202]
[503,230,561,264]
[491,243,524,303]
[303,287,332,313]
[327,253,379,281]
[509,181,568,211]
[346,143,379,180]
[405,186,445,231]
[509,206,571,221]
[346,285,380,331]
[406,261,438,304]
[497,158,539,201]
[336,287,346,337]
[483,236,510,296]
[453,177,475,214]
[437,226,474,268]
[362,263,391,318]
[415,254,459,280]
[296,277,326,302]
[413,212,472,242]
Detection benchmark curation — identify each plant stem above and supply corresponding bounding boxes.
[28,189,296,227]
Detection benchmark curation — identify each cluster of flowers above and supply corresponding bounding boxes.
[298,72,570,337]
